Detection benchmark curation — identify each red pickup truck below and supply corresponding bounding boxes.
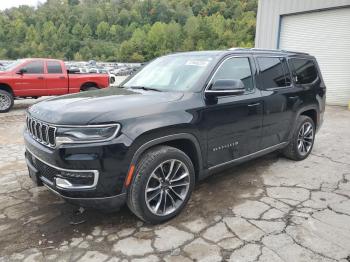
[0,58,110,112]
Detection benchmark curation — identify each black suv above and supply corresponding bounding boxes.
[24,48,326,223]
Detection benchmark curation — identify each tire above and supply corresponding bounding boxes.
[127,146,195,224]
[282,115,315,161]
[81,84,98,92]
[0,90,14,113]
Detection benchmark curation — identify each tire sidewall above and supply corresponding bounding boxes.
[134,148,195,223]
[293,116,315,160]
[0,90,14,113]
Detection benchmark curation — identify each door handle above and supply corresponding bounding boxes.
[288,96,298,100]
[37,77,44,80]
[248,102,261,107]
[59,76,65,79]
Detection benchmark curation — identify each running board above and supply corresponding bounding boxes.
[206,142,288,175]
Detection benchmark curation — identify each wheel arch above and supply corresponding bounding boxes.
[123,133,203,191]
[297,105,319,130]
[80,82,99,91]
[0,83,14,96]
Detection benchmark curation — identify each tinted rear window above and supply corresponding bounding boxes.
[257,57,291,88]
[289,58,318,85]
[47,61,63,74]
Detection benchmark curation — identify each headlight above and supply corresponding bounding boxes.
[56,124,121,144]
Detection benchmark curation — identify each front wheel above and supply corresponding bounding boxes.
[282,115,315,161]
[0,90,14,113]
[127,146,195,224]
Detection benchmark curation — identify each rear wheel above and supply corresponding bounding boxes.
[127,146,195,224]
[0,90,14,113]
[283,115,315,161]
[81,84,98,92]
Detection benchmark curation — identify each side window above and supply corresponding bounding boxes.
[212,57,254,91]
[281,59,292,86]
[21,61,44,74]
[289,58,318,85]
[47,61,63,74]
[257,57,290,88]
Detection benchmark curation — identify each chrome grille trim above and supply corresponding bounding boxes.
[26,115,56,148]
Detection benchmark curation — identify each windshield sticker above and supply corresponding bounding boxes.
[185,60,209,67]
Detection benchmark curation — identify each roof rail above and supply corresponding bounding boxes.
[227,47,249,51]
[250,48,282,52]
[228,47,309,55]
[279,49,309,55]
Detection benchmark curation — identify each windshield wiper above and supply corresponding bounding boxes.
[129,86,162,92]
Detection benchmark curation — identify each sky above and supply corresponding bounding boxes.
[0,0,45,10]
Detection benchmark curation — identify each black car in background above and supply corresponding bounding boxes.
[24,48,326,223]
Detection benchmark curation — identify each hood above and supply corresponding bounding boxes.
[0,71,10,76]
[28,87,184,125]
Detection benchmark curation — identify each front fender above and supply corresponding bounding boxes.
[121,132,205,194]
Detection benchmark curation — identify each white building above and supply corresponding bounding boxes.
[255,0,350,105]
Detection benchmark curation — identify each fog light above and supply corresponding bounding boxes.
[55,178,73,188]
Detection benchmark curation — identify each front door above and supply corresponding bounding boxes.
[13,60,46,97]
[204,56,263,168]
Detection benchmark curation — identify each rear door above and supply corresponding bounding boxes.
[13,60,46,96]
[45,61,68,95]
[204,55,263,168]
[256,56,300,148]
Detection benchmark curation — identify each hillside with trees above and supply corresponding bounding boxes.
[0,0,257,62]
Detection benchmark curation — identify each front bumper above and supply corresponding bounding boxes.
[24,129,134,210]
[25,149,126,210]
[46,184,127,210]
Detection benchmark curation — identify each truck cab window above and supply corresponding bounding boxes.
[47,61,63,74]
[21,61,44,74]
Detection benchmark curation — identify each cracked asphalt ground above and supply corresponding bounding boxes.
[0,100,350,262]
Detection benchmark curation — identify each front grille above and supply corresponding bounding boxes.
[31,156,59,183]
[26,116,56,147]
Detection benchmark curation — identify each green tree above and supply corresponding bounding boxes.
[82,24,92,39]
[96,21,110,39]
[72,23,83,37]
[0,0,258,61]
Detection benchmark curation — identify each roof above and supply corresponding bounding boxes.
[21,58,63,62]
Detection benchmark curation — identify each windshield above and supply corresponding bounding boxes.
[122,55,215,91]
[1,60,24,71]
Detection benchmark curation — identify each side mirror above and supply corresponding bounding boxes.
[205,79,245,98]
[16,68,27,75]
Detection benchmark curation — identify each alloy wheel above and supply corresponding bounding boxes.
[145,159,190,216]
[297,122,314,156]
[0,93,11,111]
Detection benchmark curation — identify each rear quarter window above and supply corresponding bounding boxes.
[289,58,318,85]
